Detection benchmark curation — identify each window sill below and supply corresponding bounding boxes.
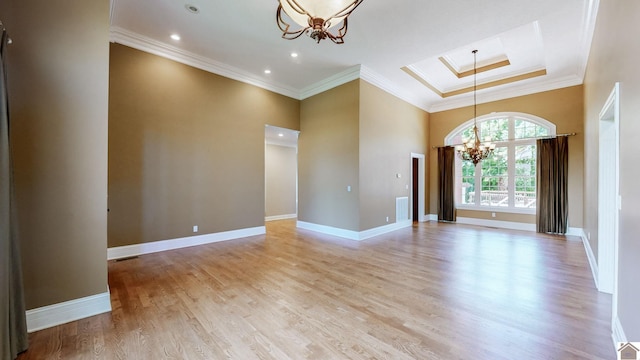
[455,205,536,215]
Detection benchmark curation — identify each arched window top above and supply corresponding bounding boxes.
[445,112,556,145]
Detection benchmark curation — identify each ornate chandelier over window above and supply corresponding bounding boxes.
[455,50,495,166]
[276,0,364,44]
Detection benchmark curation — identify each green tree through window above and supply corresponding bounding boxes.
[446,113,554,213]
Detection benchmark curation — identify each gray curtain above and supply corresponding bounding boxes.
[536,136,568,234]
[1,29,29,359]
[438,146,455,221]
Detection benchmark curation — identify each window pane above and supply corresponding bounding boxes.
[461,160,475,205]
[480,147,508,207]
[480,118,509,141]
[514,119,549,139]
[515,145,536,208]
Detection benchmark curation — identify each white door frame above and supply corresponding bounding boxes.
[597,84,620,305]
[411,153,426,222]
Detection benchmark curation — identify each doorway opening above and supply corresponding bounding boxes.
[598,82,620,341]
[264,125,299,223]
[411,153,425,222]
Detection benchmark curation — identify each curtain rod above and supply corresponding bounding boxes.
[431,132,577,149]
[0,21,12,45]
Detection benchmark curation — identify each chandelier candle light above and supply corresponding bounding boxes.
[455,50,496,166]
[276,0,364,44]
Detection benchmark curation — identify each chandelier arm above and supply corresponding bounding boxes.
[325,18,348,44]
[276,0,362,43]
[328,0,364,21]
[277,5,309,39]
[284,0,311,17]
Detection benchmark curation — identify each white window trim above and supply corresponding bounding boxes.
[445,112,556,214]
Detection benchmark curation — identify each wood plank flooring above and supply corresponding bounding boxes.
[18,220,614,359]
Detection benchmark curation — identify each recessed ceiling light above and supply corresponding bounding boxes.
[170,34,181,41]
[264,69,271,74]
[290,52,298,58]
[278,133,284,137]
[185,4,200,14]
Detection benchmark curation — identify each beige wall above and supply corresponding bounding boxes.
[584,0,640,339]
[0,1,110,308]
[265,144,297,218]
[429,86,584,227]
[108,44,299,247]
[359,80,429,229]
[298,80,429,232]
[298,80,360,230]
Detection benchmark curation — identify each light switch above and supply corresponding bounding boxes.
[347,185,351,192]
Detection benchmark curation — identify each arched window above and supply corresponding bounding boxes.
[445,112,556,213]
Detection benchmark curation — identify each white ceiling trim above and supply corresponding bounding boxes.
[428,74,583,113]
[299,65,362,100]
[109,26,300,99]
[360,66,430,112]
[577,0,600,79]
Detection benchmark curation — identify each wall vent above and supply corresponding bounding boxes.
[396,197,409,222]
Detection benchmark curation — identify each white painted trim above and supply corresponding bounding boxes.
[456,217,536,232]
[359,220,413,240]
[296,221,360,240]
[109,27,299,99]
[26,291,112,332]
[411,153,427,223]
[428,75,583,113]
[612,315,627,345]
[580,229,599,289]
[265,214,297,222]
[360,66,430,112]
[296,220,412,241]
[106,31,433,113]
[564,227,585,241]
[597,83,620,296]
[299,65,362,100]
[577,0,600,79]
[426,214,438,221]
[107,226,266,260]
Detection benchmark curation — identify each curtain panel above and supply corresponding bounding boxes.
[536,137,569,234]
[438,146,456,221]
[1,29,29,359]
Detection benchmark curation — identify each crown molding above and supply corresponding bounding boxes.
[360,66,430,112]
[428,74,583,113]
[109,26,299,99]
[108,27,589,116]
[299,65,362,99]
[577,0,600,79]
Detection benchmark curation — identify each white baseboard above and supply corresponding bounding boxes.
[296,220,412,241]
[359,220,413,240]
[107,226,266,260]
[612,315,627,346]
[265,214,297,222]
[26,291,112,333]
[579,229,599,289]
[426,214,438,221]
[456,217,537,232]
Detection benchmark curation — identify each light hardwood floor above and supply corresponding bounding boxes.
[18,220,614,359]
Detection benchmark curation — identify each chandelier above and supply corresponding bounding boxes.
[455,50,495,166]
[276,0,364,44]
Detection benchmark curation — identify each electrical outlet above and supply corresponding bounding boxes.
[491,212,496,218]
[386,216,389,222]
[193,225,198,233]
